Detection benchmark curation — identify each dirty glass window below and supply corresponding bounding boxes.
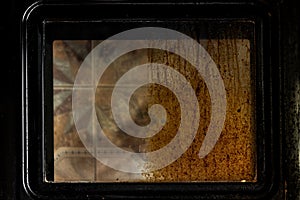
[52,24,256,182]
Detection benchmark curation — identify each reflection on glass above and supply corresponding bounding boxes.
[53,38,256,182]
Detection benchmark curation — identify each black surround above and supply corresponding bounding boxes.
[0,0,299,199]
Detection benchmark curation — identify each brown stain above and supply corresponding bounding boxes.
[144,39,256,182]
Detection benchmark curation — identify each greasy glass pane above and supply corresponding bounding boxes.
[53,34,256,182]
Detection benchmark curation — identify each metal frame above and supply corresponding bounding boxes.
[22,1,282,199]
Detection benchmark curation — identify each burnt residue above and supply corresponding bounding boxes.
[53,36,256,182]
